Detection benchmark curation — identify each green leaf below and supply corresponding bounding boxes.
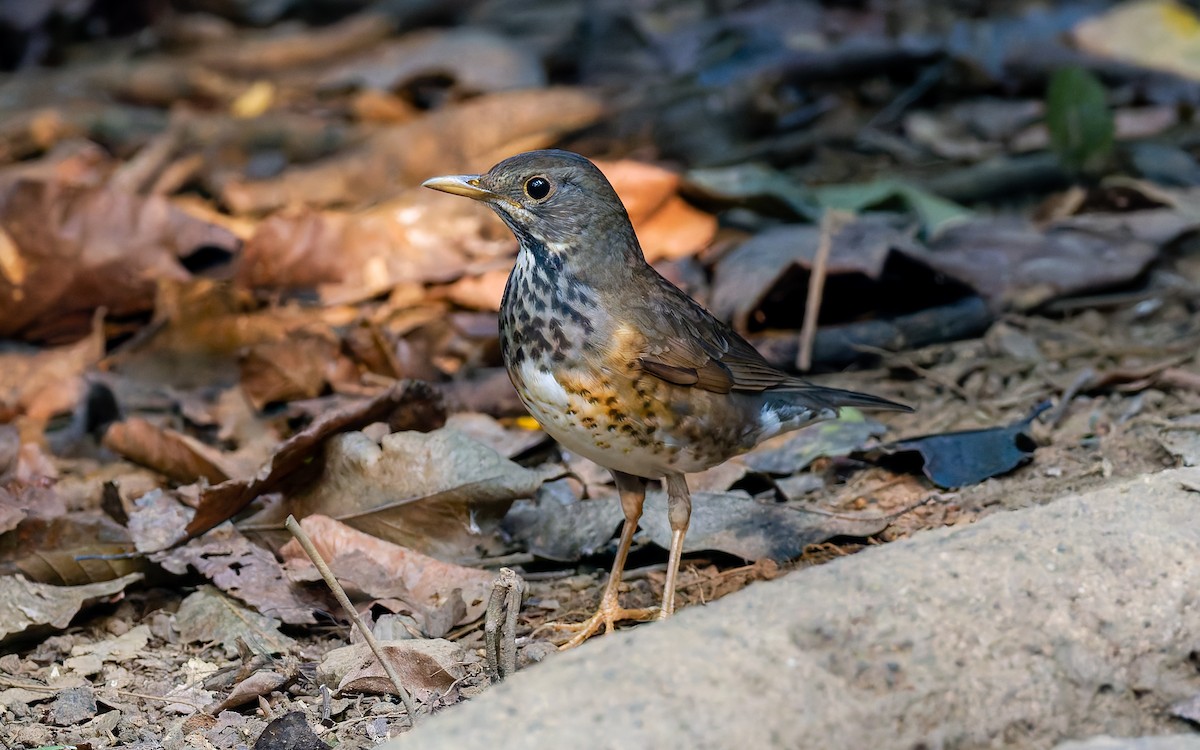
[1046,66,1114,174]
[813,179,973,237]
[684,163,822,221]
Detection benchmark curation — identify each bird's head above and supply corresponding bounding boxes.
[423,149,641,265]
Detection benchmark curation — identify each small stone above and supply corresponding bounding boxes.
[50,685,97,726]
[13,724,52,746]
[518,640,557,669]
[0,653,21,673]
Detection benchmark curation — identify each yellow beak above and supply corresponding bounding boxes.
[421,174,494,201]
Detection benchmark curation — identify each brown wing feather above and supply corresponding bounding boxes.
[633,273,911,412]
[634,274,791,394]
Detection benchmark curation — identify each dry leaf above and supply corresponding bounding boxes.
[280,515,497,624]
[156,526,326,625]
[185,380,445,540]
[278,428,562,560]
[236,188,515,304]
[318,27,545,96]
[709,216,917,330]
[639,491,893,561]
[0,180,238,341]
[215,669,293,712]
[0,322,104,422]
[597,159,718,263]
[0,573,142,648]
[102,417,234,485]
[922,217,1160,310]
[174,585,297,657]
[221,87,605,213]
[239,334,350,409]
[317,640,466,696]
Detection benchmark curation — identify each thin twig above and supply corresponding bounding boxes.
[116,689,206,709]
[1048,367,1096,428]
[798,210,852,371]
[284,514,418,724]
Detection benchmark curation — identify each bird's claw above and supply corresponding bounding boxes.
[535,596,659,650]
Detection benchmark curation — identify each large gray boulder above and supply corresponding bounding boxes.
[386,468,1200,749]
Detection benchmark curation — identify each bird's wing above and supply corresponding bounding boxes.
[632,275,911,412]
[631,276,796,395]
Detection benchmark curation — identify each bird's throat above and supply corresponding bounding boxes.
[499,237,598,374]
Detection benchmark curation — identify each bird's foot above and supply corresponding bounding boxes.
[537,595,658,650]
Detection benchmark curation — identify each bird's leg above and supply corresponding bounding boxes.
[659,472,692,619]
[542,471,658,649]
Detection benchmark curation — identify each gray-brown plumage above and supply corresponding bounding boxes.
[424,149,911,647]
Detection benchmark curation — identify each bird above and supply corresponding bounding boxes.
[423,150,911,648]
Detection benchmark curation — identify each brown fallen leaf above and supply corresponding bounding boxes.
[221,87,605,213]
[261,428,563,560]
[443,266,512,312]
[442,412,546,459]
[239,334,357,409]
[195,12,393,74]
[0,483,67,535]
[597,159,718,263]
[174,586,296,658]
[214,669,295,713]
[185,380,445,541]
[155,525,327,625]
[0,320,104,423]
[280,515,497,625]
[0,572,143,648]
[0,505,143,585]
[316,640,466,697]
[921,217,1161,311]
[0,139,114,190]
[10,544,145,587]
[317,27,546,96]
[0,179,239,342]
[709,215,919,330]
[236,186,515,304]
[104,280,318,389]
[102,417,234,485]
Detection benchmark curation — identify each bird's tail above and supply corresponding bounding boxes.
[777,382,913,413]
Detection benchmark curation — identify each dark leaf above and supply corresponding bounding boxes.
[254,711,331,750]
[878,402,1051,489]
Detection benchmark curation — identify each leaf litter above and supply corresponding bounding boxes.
[1,0,1200,746]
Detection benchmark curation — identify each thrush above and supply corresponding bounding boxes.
[424,150,911,647]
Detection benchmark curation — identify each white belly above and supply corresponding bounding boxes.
[513,361,707,478]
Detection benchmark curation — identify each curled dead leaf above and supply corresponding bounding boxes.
[280,515,497,625]
[274,428,563,560]
[185,380,445,540]
[0,179,238,341]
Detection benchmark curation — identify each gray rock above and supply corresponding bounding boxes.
[50,686,96,726]
[1056,736,1200,750]
[383,468,1200,750]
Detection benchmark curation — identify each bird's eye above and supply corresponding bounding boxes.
[524,176,552,200]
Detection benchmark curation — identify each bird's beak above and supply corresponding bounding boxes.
[422,174,495,201]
